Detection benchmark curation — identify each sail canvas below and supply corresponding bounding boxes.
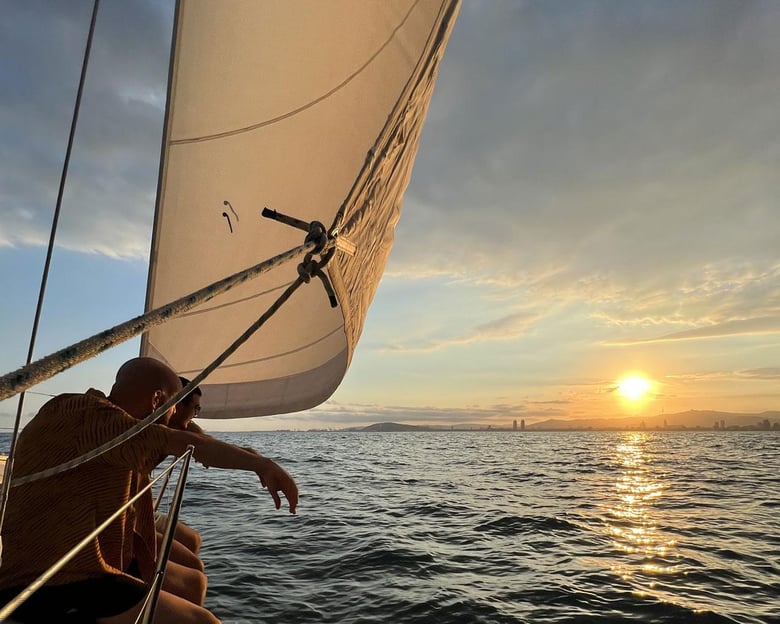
[142,0,460,418]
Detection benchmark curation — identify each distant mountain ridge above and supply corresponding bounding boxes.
[353,410,780,432]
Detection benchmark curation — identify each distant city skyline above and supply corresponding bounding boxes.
[284,408,780,433]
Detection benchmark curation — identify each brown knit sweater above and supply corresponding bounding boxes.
[0,389,169,588]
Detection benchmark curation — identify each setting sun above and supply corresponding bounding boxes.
[617,376,652,401]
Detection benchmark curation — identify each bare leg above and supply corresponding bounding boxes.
[156,516,202,555]
[158,531,205,572]
[161,560,208,606]
[174,522,202,555]
[96,588,220,624]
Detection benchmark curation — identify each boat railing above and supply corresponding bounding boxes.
[0,446,194,624]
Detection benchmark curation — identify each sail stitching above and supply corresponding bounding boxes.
[336,0,455,231]
[169,0,425,145]
[177,280,293,318]
[328,0,459,359]
[178,324,345,374]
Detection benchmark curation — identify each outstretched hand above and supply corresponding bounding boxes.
[257,457,298,514]
[176,432,298,513]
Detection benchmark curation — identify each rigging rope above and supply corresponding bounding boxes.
[0,240,319,404]
[7,262,317,487]
[0,0,101,565]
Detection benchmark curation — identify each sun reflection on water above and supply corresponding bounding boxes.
[606,433,680,583]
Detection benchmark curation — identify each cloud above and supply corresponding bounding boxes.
[0,0,172,258]
[378,307,542,352]
[527,400,572,405]
[394,0,780,325]
[4,0,780,350]
[607,316,780,345]
[735,367,780,380]
[582,262,780,342]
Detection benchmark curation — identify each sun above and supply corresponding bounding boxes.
[617,376,652,401]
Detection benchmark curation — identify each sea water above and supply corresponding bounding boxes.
[1,430,777,623]
[167,431,779,624]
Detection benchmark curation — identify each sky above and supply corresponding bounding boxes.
[1,0,779,431]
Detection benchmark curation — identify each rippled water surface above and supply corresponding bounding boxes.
[162,431,779,624]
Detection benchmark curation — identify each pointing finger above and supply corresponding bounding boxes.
[287,486,298,514]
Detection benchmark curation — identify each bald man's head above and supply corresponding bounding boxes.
[109,357,182,422]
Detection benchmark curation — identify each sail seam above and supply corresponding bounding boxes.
[169,0,425,145]
[178,324,344,374]
[177,280,293,318]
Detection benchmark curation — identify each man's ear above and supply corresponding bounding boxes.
[151,389,165,411]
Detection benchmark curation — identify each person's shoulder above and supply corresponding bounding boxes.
[35,389,121,422]
[21,391,99,440]
[35,391,88,416]
[185,421,205,435]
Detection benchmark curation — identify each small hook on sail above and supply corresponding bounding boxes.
[223,200,239,221]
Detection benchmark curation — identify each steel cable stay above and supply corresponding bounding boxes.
[0,0,101,573]
[0,447,194,623]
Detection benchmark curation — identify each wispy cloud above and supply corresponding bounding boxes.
[607,316,780,345]
[379,308,542,352]
[395,0,780,331]
[736,367,780,380]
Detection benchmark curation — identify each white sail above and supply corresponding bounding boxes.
[142,0,460,418]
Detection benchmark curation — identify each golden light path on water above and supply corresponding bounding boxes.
[606,433,681,586]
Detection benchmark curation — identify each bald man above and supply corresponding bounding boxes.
[0,357,298,624]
